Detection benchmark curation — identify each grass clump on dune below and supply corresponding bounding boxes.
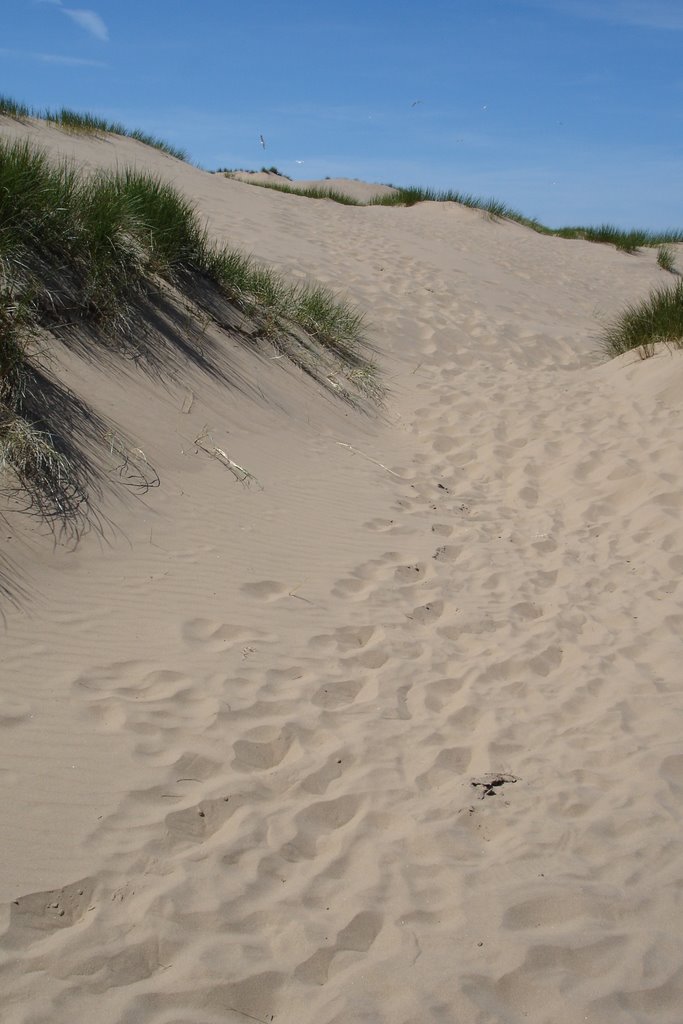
[198,246,377,397]
[239,176,681,255]
[0,287,78,520]
[554,224,683,254]
[243,179,363,207]
[601,279,683,359]
[0,141,145,329]
[0,136,380,526]
[127,129,188,162]
[0,92,188,161]
[657,245,678,274]
[42,108,189,161]
[372,186,524,221]
[42,107,126,136]
[0,95,31,121]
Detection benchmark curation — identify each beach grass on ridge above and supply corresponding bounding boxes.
[0,93,188,162]
[238,177,683,253]
[3,91,680,254]
[601,279,683,359]
[0,136,380,529]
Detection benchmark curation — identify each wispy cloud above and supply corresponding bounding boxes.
[0,45,106,66]
[519,0,683,31]
[38,0,109,41]
[61,8,108,41]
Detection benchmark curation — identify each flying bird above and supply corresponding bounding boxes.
[259,134,266,149]
[410,99,423,107]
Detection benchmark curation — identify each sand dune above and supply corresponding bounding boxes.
[2,116,683,1024]
[224,169,397,202]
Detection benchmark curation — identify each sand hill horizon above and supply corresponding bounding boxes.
[1,111,683,1024]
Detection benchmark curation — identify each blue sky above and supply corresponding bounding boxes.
[2,0,682,228]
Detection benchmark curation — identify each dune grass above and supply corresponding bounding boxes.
[553,224,683,254]
[127,129,188,161]
[42,107,126,136]
[0,285,78,520]
[0,95,31,121]
[0,136,379,526]
[260,166,290,178]
[0,141,146,330]
[371,185,525,222]
[601,279,683,359]
[241,177,681,254]
[3,93,679,253]
[657,245,678,274]
[41,108,189,160]
[243,179,364,206]
[0,93,188,161]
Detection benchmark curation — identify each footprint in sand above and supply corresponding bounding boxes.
[240,580,289,601]
[182,618,249,646]
[416,747,472,790]
[164,794,243,846]
[331,576,371,599]
[279,794,362,861]
[232,725,294,771]
[7,878,95,944]
[363,517,399,532]
[0,695,34,727]
[394,563,427,584]
[407,600,444,625]
[312,678,366,709]
[294,911,384,985]
[432,544,461,563]
[300,751,348,794]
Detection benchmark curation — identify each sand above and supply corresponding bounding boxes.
[1,116,683,1024]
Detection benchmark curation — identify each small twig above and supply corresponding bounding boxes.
[181,389,195,414]
[105,431,160,491]
[335,441,403,478]
[194,428,262,488]
[226,1008,274,1024]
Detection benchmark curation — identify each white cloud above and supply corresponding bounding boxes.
[519,0,683,31]
[0,46,106,66]
[39,50,107,66]
[61,8,109,41]
[37,1,109,41]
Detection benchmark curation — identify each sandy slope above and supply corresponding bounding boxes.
[1,117,683,1024]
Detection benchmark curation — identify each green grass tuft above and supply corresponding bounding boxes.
[42,107,125,135]
[0,93,188,162]
[0,140,143,328]
[0,284,84,523]
[371,185,525,221]
[128,129,188,162]
[0,135,381,526]
[113,168,207,273]
[601,279,683,359]
[238,175,682,254]
[0,95,31,121]
[555,224,683,253]
[260,166,291,179]
[245,180,363,206]
[657,245,678,274]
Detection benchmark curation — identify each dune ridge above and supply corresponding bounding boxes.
[1,115,683,1024]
